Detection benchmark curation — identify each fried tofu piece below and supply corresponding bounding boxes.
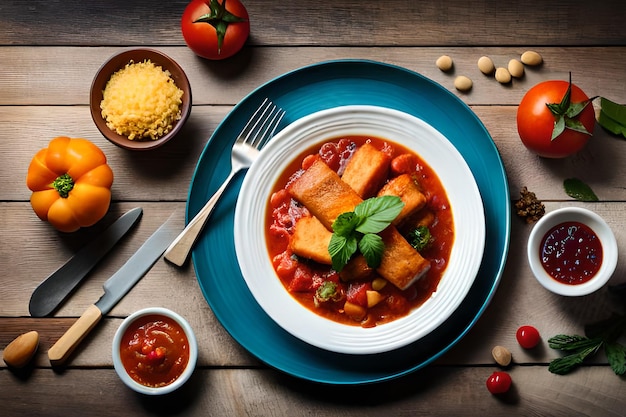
[377,227,431,290]
[377,173,427,225]
[290,216,332,264]
[287,158,430,290]
[341,229,430,289]
[341,142,390,199]
[287,158,362,229]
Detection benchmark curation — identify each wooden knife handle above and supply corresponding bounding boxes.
[48,304,103,366]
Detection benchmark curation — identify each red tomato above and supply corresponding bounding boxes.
[517,80,595,158]
[516,325,541,349]
[181,0,250,60]
[486,371,512,395]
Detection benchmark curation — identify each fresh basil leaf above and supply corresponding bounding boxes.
[548,353,586,375]
[563,178,599,201]
[605,342,626,375]
[331,211,359,236]
[600,97,626,125]
[548,334,592,351]
[548,343,602,375]
[359,233,384,268]
[328,233,357,272]
[598,109,626,138]
[355,196,404,234]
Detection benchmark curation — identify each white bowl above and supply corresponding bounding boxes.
[234,105,485,354]
[112,307,198,395]
[527,207,618,296]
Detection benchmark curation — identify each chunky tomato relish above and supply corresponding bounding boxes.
[119,314,190,388]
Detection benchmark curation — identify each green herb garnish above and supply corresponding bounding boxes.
[563,178,598,201]
[548,314,626,376]
[598,97,626,139]
[328,196,404,272]
[314,281,343,307]
[408,225,433,251]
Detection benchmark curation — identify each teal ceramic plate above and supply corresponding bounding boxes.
[188,60,510,385]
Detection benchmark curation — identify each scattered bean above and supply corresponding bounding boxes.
[372,277,387,291]
[477,56,495,75]
[508,59,524,78]
[454,75,473,92]
[495,67,512,84]
[508,59,525,78]
[521,50,543,66]
[436,55,454,72]
[491,345,512,367]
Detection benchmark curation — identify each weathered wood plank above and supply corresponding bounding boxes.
[2,201,625,369]
[1,0,625,47]
[2,104,626,202]
[1,46,625,106]
[0,366,623,416]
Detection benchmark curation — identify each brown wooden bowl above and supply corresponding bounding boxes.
[90,48,192,151]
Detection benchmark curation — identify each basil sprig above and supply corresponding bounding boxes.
[548,314,626,376]
[328,196,404,272]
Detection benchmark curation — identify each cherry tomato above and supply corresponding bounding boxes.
[516,325,541,349]
[486,371,512,395]
[181,0,250,60]
[517,79,595,158]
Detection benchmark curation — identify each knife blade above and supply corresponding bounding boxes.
[48,212,180,366]
[29,207,143,318]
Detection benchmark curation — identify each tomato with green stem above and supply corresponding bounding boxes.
[181,0,250,60]
[517,76,595,158]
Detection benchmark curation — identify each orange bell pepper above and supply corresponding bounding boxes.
[27,136,114,232]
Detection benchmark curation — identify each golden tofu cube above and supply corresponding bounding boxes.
[287,158,362,229]
[341,142,391,198]
[377,173,427,225]
[290,216,332,264]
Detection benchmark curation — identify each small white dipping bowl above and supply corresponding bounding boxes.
[112,307,197,395]
[527,207,618,296]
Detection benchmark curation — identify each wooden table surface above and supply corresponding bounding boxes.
[2,1,626,415]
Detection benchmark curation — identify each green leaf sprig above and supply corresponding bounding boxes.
[546,73,594,140]
[563,177,599,201]
[548,314,626,376]
[598,97,626,139]
[328,196,404,272]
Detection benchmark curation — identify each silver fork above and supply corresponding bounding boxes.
[164,99,285,267]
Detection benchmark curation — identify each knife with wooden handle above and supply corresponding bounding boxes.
[29,207,143,318]
[48,212,180,366]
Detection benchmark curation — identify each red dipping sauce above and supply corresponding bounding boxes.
[539,221,603,285]
[119,314,190,388]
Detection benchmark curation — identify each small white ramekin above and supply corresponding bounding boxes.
[527,207,618,296]
[112,307,198,395]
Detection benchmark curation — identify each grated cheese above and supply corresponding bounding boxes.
[100,60,183,141]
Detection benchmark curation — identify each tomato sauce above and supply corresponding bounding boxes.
[540,221,603,285]
[119,314,190,388]
[266,136,455,327]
